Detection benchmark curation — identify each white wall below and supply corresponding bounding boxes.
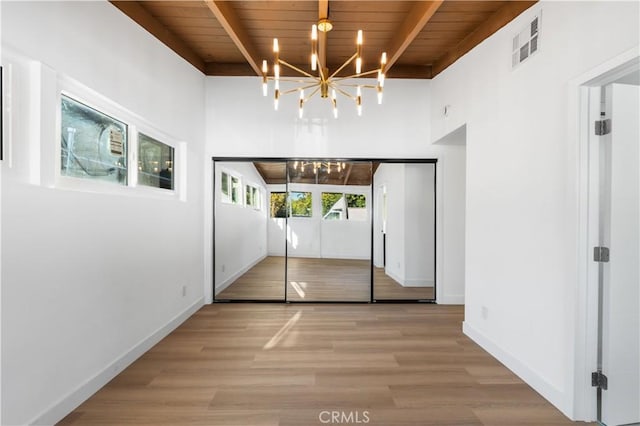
[430,1,639,419]
[204,76,467,304]
[404,163,435,286]
[434,126,466,303]
[373,163,406,282]
[1,2,205,425]
[215,162,267,293]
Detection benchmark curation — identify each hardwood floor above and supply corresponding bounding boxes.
[217,257,435,301]
[59,304,583,426]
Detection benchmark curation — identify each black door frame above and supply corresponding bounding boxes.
[212,157,438,303]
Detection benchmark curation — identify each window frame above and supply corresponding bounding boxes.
[56,76,185,200]
[289,190,313,218]
[220,168,242,205]
[321,191,368,221]
[269,191,289,218]
[135,130,177,192]
[245,183,262,210]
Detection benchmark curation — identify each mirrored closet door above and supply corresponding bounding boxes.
[285,160,372,302]
[373,162,436,301]
[213,159,436,303]
[214,161,286,301]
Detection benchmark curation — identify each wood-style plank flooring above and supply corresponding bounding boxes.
[59,304,583,426]
[217,257,434,301]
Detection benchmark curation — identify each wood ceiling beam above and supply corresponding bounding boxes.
[384,0,444,73]
[205,62,431,78]
[203,0,263,76]
[432,1,538,77]
[110,1,205,73]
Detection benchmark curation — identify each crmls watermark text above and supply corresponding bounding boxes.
[318,410,370,424]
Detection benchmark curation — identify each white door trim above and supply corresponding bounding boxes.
[570,46,639,421]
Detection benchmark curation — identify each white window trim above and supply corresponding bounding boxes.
[55,75,186,201]
[220,168,242,205]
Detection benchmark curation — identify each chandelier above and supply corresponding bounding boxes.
[291,160,346,175]
[261,21,386,118]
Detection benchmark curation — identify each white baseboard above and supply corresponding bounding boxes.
[439,294,465,304]
[404,278,435,288]
[285,254,371,260]
[385,269,434,288]
[216,254,266,294]
[385,269,405,287]
[462,321,571,418]
[30,297,204,426]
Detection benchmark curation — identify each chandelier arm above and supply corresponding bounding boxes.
[332,86,357,101]
[270,77,317,83]
[281,83,319,96]
[331,68,380,82]
[328,53,358,80]
[304,86,321,102]
[338,84,378,89]
[278,59,317,79]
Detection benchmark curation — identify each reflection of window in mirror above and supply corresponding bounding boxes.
[221,171,230,202]
[270,192,288,217]
[289,191,312,217]
[231,176,240,204]
[61,94,128,185]
[245,184,261,209]
[221,171,241,205]
[322,193,367,220]
[138,132,174,190]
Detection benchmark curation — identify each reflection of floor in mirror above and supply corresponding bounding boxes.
[373,267,435,300]
[216,256,435,301]
[217,256,286,300]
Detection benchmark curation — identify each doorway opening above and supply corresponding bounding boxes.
[575,52,639,425]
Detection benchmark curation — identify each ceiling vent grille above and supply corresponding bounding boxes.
[512,13,540,69]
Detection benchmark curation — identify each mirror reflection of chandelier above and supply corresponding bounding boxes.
[261,19,386,119]
[292,160,346,175]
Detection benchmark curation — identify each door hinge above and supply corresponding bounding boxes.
[592,371,608,390]
[593,246,610,263]
[595,119,611,135]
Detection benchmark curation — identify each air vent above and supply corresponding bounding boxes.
[512,13,541,69]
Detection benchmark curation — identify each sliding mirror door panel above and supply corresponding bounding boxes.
[373,162,436,301]
[286,160,372,302]
[214,161,286,301]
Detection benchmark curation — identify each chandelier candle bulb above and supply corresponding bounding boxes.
[273,38,279,53]
[311,24,318,71]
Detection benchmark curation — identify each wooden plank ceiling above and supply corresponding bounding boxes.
[253,161,377,186]
[111,0,536,78]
